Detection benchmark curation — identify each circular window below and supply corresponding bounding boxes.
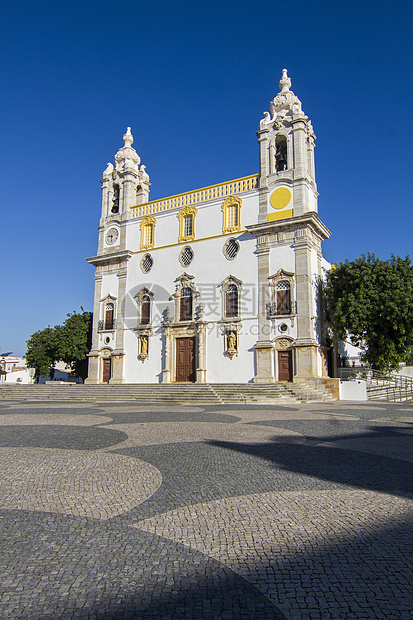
[224,238,240,260]
[279,323,288,333]
[104,336,111,344]
[141,254,153,273]
[179,246,194,267]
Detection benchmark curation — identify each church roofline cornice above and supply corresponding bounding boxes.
[86,250,133,267]
[246,212,331,240]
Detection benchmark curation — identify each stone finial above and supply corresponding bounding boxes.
[279,69,291,93]
[269,68,303,117]
[115,126,141,168]
[103,162,114,177]
[140,164,150,182]
[123,127,133,147]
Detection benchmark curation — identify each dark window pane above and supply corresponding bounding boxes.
[180,287,192,320]
[276,289,291,314]
[226,284,238,317]
[105,307,114,329]
[141,295,150,324]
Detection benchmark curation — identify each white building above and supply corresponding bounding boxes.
[0,357,82,384]
[0,356,32,383]
[86,70,332,385]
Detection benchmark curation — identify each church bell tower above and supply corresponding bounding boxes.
[86,128,151,384]
[257,69,318,223]
[100,127,150,223]
[249,70,331,383]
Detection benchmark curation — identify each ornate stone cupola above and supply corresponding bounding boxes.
[100,127,151,222]
[257,70,317,223]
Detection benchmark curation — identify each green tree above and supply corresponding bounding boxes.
[325,253,413,371]
[26,309,92,382]
[405,346,413,366]
[25,326,59,381]
[56,310,92,381]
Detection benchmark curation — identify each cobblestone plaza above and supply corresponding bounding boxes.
[0,398,412,619]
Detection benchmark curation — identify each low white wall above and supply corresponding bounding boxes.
[5,369,32,384]
[339,380,367,401]
[398,367,413,378]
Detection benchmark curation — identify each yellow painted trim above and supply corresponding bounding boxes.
[222,195,242,234]
[140,215,157,251]
[130,174,259,219]
[268,209,294,221]
[177,205,198,243]
[131,230,248,254]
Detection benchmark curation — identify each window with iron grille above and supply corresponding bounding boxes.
[144,224,153,247]
[224,238,240,260]
[141,254,153,273]
[184,215,193,237]
[222,196,242,234]
[227,204,238,228]
[180,246,194,267]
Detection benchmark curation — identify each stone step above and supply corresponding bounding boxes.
[0,381,335,403]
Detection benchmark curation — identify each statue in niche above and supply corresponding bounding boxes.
[140,336,148,357]
[225,331,237,360]
[227,332,237,351]
[275,139,288,171]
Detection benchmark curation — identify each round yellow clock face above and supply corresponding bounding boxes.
[270,187,292,210]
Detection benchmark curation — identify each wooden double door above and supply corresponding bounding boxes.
[176,337,196,382]
[278,350,293,382]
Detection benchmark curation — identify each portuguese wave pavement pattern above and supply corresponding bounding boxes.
[0,398,412,619]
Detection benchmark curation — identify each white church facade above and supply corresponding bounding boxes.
[86,70,333,385]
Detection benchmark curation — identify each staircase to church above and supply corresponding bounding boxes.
[0,382,334,404]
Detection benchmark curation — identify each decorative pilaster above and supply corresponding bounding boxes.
[109,268,128,384]
[162,325,172,383]
[253,236,275,382]
[257,126,270,224]
[196,319,207,383]
[254,344,275,383]
[293,231,319,379]
[85,355,99,385]
[85,272,102,384]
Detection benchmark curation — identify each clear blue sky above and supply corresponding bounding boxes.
[1,0,412,356]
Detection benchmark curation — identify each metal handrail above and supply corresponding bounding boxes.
[97,319,117,331]
[337,367,413,402]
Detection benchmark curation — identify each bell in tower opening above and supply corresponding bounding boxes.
[275,135,288,171]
